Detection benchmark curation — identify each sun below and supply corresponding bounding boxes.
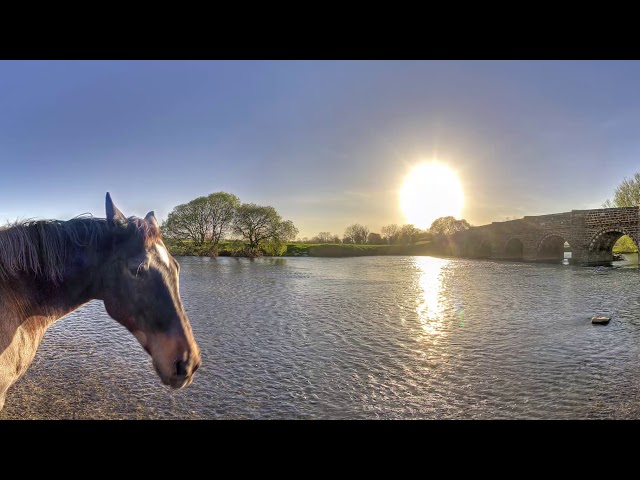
[400,162,464,230]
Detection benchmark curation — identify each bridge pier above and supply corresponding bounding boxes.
[561,246,614,265]
[586,251,614,264]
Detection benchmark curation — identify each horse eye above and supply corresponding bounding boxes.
[129,264,149,278]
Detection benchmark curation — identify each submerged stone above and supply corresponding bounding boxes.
[591,316,611,325]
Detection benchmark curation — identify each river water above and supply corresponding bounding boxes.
[3,254,640,419]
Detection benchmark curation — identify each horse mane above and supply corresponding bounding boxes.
[0,215,161,284]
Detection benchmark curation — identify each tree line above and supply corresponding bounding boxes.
[297,216,471,246]
[160,192,473,255]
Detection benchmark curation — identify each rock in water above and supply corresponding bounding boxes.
[592,316,611,325]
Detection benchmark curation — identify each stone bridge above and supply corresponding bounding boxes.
[447,207,640,265]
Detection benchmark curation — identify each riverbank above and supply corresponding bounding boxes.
[164,240,439,258]
[284,242,437,257]
[167,239,638,259]
[613,246,639,254]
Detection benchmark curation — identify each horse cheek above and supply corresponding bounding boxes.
[103,294,133,331]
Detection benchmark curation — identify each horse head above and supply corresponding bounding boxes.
[99,193,201,389]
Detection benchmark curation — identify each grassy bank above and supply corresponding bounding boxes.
[165,239,263,257]
[165,239,439,258]
[167,238,638,258]
[284,243,437,257]
[612,235,638,254]
[613,246,638,254]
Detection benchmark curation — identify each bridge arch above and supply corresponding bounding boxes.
[460,237,493,258]
[589,225,638,253]
[503,237,523,259]
[476,238,493,258]
[537,233,570,262]
[589,227,638,262]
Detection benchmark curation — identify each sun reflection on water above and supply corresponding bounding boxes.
[414,256,451,337]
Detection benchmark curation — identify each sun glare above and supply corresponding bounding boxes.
[400,162,464,230]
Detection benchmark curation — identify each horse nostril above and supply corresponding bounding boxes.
[175,359,187,377]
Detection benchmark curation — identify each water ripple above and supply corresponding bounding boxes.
[4,255,640,419]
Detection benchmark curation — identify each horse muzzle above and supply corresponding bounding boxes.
[137,329,202,389]
[168,354,201,389]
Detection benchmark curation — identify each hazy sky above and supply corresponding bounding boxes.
[1,60,639,238]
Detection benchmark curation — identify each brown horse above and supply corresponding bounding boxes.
[0,193,201,411]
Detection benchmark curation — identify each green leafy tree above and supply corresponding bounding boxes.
[207,192,240,245]
[161,196,211,245]
[161,192,240,247]
[603,172,640,208]
[429,216,471,236]
[603,173,640,253]
[232,203,298,252]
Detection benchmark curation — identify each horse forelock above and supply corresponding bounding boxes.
[129,217,162,248]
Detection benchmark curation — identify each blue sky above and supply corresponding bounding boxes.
[1,60,639,238]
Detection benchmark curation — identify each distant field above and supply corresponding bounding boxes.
[613,245,638,254]
[285,243,407,257]
[613,235,638,254]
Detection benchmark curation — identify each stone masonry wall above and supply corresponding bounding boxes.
[451,207,640,265]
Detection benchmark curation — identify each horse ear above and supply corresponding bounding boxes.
[145,211,159,228]
[106,192,127,227]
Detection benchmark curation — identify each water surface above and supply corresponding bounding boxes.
[3,254,640,419]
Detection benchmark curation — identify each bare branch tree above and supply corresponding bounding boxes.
[381,224,399,244]
[344,223,370,244]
